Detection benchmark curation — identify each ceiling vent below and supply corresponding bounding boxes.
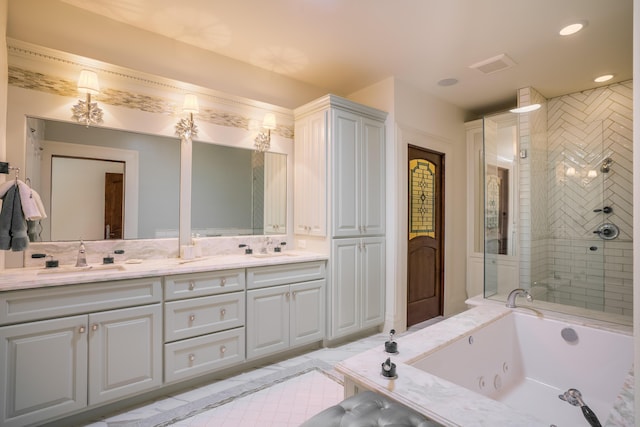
[469,54,517,74]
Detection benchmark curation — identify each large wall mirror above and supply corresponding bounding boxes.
[26,117,287,243]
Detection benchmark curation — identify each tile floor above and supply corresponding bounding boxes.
[85,318,441,427]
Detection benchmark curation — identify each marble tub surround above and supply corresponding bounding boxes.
[335,304,634,427]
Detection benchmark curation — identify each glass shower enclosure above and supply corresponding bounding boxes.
[483,85,633,318]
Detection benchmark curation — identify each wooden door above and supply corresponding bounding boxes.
[407,146,444,326]
[104,172,124,239]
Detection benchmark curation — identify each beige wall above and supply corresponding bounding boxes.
[350,78,468,331]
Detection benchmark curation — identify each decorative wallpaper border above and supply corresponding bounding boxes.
[8,65,293,139]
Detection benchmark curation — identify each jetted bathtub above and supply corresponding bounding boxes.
[336,304,634,426]
[412,310,633,426]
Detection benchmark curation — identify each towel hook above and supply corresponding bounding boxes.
[25,177,33,198]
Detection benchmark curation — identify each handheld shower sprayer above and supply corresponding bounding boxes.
[558,388,602,427]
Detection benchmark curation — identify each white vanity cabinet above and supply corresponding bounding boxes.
[246,262,326,360]
[330,237,385,339]
[0,278,162,427]
[163,269,246,383]
[294,95,387,341]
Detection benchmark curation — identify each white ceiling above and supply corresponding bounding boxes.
[59,0,632,115]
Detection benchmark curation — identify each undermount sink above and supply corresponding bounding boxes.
[37,264,126,275]
[251,252,297,258]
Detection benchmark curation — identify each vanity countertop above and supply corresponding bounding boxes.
[0,251,328,292]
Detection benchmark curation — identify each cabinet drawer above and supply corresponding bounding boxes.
[164,269,245,301]
[0,278,162,326]
[164,327,245,383]
[164,293,244,342]
[247,261,326,289]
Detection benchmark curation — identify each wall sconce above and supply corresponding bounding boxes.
[175,94,199,142]
[254,113,277,152]
[71,69,103,126]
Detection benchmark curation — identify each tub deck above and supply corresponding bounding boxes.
[335,303,634,427]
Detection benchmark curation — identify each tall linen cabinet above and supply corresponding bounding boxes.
[294,94,387,340]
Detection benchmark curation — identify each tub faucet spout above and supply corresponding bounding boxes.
[506,288,533,308]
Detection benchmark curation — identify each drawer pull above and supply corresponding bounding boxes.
[220,345,226,354]
[189,353,196,362]
[220,277,226,286]
[91,324,99,331]
[189,314,196,322]
[188,281,196,291]
[79,326,86,334]
[220,308,226,317]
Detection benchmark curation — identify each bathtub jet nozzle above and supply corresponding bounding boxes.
[558,388,602,427]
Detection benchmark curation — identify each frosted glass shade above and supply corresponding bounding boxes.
[182,94,200,114]
[262,113,277,130]
[77,70,100,95]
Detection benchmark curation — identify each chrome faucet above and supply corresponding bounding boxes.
[506,288,533,308]
[75,240,88,267]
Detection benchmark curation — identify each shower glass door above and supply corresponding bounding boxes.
[483,112,518,298]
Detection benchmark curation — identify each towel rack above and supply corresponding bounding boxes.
[0,162,22,184]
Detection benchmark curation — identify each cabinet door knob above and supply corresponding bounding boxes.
[189,314,196,322]
[91,324,99,331]
[292,291,297,298]
[220,277,226,286]
[220,345,226,354]
[286,292,290,298]
[188,281,196,291]
[78,326,86,334]
[220,308,226,317]
[189,353,196,362]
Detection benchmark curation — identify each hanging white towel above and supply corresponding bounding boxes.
[16,180,47,220]
[0,180,48,220]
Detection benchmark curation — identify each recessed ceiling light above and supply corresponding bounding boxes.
[559,22,586,36]
[437,78,459,87]
[510,104,541,114]
[594,74,614,83]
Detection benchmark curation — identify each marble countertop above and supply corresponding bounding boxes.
[0,251,328,292]
[335,303,634,427]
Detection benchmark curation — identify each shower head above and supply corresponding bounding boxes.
[600,157,613,173]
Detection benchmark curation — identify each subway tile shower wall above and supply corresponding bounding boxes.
[518,81,633,316]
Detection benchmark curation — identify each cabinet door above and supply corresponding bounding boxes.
[88,304,162,405]
[290,279,325,347]
[0,316,88,427]
[360,118,385,235]
[294,110,327,236]
[361,237,386,329]
[246,285,289,359]
[332,109,361,237]
[264,152,287,233]
[330,238,360,338]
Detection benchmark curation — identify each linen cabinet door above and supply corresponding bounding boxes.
[332,109,361,237]
[360,237,386,329]
[360,117,385,236]
[246,285,289,360]
[88,304,162,405]
[0,316,88,427]
[290,279,325,347]
[330,238,360,338]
